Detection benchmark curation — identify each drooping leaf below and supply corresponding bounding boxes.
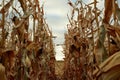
[94,51,120,80]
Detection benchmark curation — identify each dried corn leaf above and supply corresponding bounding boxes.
[109,43,119,56]
[26,42,37,51]
[0,63,7,80]
[2,50,16,68]
[103,0,114,24]
[94,51,120,80]
[25,55,31,67]
[13,10,34,29]
[106,25,116,37]
[106,25,120,43]
[115,3,120,20]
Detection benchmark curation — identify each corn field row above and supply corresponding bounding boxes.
[0,0,120,80]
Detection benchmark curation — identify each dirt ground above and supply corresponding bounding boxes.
[55,61,64,77]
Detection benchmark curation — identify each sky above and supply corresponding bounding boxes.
[40,0,105,60]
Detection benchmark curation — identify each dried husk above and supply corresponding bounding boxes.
[93,51,120,80]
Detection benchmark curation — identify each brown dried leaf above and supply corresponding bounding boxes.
[106,25,116,37]
[25,55,31,67]
[2,50,16,69]
[26,42,37,51]
[114,26,120,37]
[106,25,120,41]
[85,7,92,20]
[0,20,2,28]
[0,63,7,80]
[94,51,120,80]
[109,43,119,56]
[115,3,120,20]
[103,0,114,24]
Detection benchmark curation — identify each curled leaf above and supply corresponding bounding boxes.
[94,51,120,80]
